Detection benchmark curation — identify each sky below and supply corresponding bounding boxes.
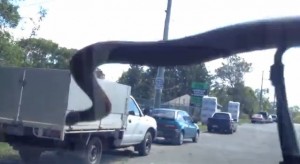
[13,0,300,106]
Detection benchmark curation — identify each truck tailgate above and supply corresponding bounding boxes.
[0,67,70,131]
[0,67,24,122]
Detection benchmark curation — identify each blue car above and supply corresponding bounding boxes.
[151,108,200,145]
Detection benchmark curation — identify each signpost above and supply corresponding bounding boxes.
[155,77,164,90]
[189,82,209,120]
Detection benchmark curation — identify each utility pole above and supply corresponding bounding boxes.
[154,0,172,108]
[259,71,264,111]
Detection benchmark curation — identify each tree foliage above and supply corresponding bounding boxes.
[95,68,105,79]
[0,31,23,66]
[162,64,210,101]
[0,0,21,28]
[118,64,211,102]
[18,38,76,69]
[215,55,252,88]
[0,1,71,69]
[211,55,273,116]
[118,65,155,99]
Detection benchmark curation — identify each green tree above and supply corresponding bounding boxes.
[238,86,259,116]
[0,0,22,66]
[289,105,300,112]
[0,1,48,67]
[0,0,21,28]
[95,68,105,79]
[18,38,76,69]
[0,31,23,66]
[162,64,211,102]
[118,64,211,103]
[254,89,272,112]
[118,65,154,99]
[215,55,252,88]
[212,55,256,116]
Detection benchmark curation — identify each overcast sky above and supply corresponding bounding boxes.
[15,0,300,106]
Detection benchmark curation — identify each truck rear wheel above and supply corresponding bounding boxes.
[137,131,152,156]
[83,137,103,164]
[19,147,42,164]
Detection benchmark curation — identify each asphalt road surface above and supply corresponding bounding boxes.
[1,123,300,164]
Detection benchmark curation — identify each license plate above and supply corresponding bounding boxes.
[5,125,24,136]
[212,125,218,128]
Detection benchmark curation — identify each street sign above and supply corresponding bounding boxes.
[190,82,209,107]
[155,77,164,89]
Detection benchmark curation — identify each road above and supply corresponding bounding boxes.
[1,123,299,164]
[101,123,284,164]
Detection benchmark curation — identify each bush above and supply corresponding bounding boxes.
[240,113,249,119]
[293,114,300,124]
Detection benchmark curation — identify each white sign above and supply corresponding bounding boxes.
[155,78,164,89]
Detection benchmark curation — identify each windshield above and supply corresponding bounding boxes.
[1,1,300,164]
[151,109,176,120]
[252,114,263,118]
[213,113,230,119]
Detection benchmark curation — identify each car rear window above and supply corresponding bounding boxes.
[253,114,263,118]
[213,113,230,119]
[151,110,175,120]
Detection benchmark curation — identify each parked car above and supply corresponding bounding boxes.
[251,114,265,123]
[266,115,274,123]
[258,111,269,120]
[151,108,200,145]
[207,112,237,134]
[270,114,278,122]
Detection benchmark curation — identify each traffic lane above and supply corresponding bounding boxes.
[102,123,283,164]
[0,123,284,164]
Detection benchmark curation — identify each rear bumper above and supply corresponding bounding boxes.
[208,124,231,131]
[251,119,265,123]
[157,129,180,139]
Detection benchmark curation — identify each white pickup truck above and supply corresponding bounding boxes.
[0,67,157,164]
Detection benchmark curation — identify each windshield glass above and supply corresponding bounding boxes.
[213,113,230,119]
[151,109,176,120]
[1,0,300,164]
[252,114,263,118]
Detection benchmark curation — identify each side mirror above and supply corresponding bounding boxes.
[128,111,135,116]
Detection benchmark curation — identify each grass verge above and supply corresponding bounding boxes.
[197,123,207,132]
[238,118,250,125]
[0,142,18,160]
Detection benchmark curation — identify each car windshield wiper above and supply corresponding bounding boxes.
[69,16,300,164]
